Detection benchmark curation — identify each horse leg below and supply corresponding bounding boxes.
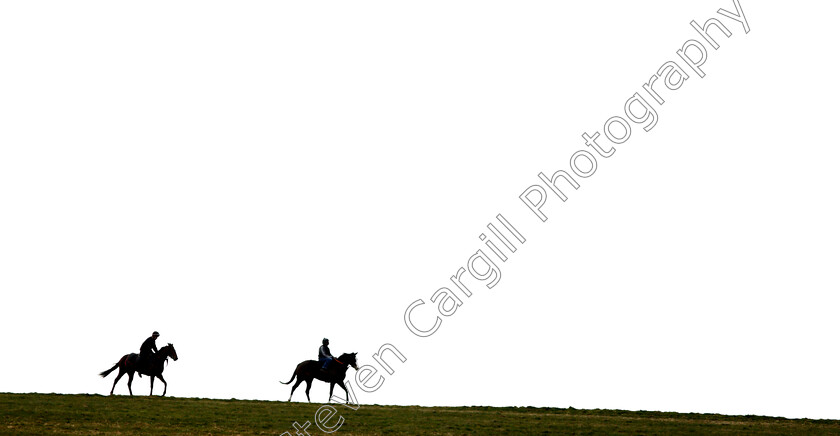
[110,369,125,395]
[157,375,168,397]
[337,381,351,404]
[289,378,303,402]
[304,379,312,403]
[329,383,335,403]
[149,374,155,396]
[127,372,135,396]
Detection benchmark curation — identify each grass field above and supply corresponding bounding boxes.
[2,393,840,435]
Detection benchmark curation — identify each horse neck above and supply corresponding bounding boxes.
[332,364,348,376]
[335,355,354,369]
[155,346,170,360]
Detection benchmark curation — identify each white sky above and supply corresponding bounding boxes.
[2,0,839,420]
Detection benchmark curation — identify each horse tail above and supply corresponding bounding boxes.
[100,355,129,378]
[279,372,296,385]
[99,363,119,378]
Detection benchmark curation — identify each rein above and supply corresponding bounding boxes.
[334,358,344,365]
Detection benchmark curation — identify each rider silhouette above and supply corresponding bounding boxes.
[138,331,159,372]
[318,338,333,370]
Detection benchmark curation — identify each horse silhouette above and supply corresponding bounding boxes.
[280,352,358,402]
[100,343,179,396]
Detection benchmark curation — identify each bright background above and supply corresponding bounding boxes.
[2,0,839,420]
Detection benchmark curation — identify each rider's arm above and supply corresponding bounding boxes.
[320,345,332,358]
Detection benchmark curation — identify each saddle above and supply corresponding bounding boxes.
[128,353,152,376]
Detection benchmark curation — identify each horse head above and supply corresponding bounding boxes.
[161,343,179,361]
[337,352,358,370]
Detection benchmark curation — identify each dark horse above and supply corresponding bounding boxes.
[99,343,179,396]
[280,352,358,402]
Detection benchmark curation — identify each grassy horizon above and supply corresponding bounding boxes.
[2,393,840,435]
